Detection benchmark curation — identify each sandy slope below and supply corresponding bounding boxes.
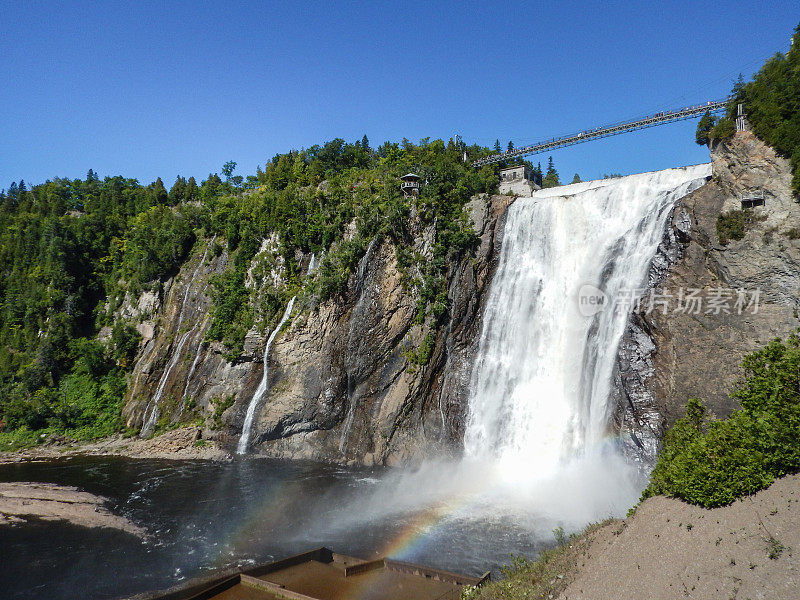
[562,474,799,600]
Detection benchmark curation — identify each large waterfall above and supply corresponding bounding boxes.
[464,164,711,476]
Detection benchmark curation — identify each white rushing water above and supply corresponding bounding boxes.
[320,166,713,546]
[464,164,711,477]
[237,296,297,454]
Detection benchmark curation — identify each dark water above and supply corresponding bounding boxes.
[0,456,548,600]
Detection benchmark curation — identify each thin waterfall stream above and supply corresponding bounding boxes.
[237,296,297,454]
[141,236,216,437]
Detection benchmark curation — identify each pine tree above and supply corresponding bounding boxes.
[571,173,582,184]
[542,156,560,188]
[361,134,370,150]
[152,177,168,205]
[169,176,187,202]
[185,177,198,202]
[494,139,501,153]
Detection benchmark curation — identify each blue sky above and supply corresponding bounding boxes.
[1,1,797,187]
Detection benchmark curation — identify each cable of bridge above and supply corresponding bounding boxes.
[471,99,730,168]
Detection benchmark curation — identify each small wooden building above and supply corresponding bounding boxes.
[400,173,421,197]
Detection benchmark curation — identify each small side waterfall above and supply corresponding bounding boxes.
[180,318,208,403]
[237,296,297,454]
[464,165,711,476]
[140,236,216,437]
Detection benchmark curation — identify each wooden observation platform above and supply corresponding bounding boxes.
[130,547,489,600]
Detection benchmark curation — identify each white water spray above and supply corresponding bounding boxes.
[464,164,711,477]
[237,296,297,454]
[316,166,712,551]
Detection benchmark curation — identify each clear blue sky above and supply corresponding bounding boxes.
[1,1,797,188]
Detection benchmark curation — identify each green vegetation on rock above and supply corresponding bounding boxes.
[0,136,500,445]
[716,208,767,244]
[0,172,208,442]
[703,23,800,195]
[642,332,800,508]
[203,136,498,357]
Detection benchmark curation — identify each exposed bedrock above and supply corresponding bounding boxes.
[123,131,799,468]
[122,194,511,465]
[615,131,800,465]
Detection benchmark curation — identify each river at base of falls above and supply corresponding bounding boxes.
[0,454,642,600]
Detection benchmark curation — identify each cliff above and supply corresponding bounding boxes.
[121,131,798,468]
[121,194,512,465]
[616,130,800,463]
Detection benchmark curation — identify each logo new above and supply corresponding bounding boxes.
[577,284,608,317]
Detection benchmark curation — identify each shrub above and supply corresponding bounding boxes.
[642,332,800,508]
[403,332,436,367]
[709,116,735,142]
[716,209,765,245]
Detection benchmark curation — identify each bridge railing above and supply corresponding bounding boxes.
[472,99,730,168]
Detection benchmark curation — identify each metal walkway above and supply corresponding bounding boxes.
[472,99,729,167]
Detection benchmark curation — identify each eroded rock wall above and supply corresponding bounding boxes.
[615,131,800,464]
[122,194,511,465]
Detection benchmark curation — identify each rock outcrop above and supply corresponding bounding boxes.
[616,131,800,463]
[122,131,798,468]
[122,194,512,465]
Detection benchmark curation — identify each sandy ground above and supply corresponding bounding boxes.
[561,474,800,600]
[0,481,147,536]
[0,427,232,464]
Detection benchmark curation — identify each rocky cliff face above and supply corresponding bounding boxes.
[123,131,797,468]
[122,194,511,465]
[615,131,800,464]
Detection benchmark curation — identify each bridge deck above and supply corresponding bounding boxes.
[472,100,728,167]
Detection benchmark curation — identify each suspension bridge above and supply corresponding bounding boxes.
[472,99,729,168]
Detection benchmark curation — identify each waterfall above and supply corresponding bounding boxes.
[180,319,208,403]
[464,164,710,476]
[141,236,216,437]
[179,236,218,404]
[237,296,297,454]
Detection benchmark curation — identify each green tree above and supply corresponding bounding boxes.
[571,173,582,184]
[152,177,169,205]
[542,156,560,188]
[124,205,195,286]
[222,161,237,180]
[185,176,198,201]
[695,111,718,145]
[169,176,187,203]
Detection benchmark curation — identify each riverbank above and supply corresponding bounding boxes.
[0,481,147,536]
[474,473,799,600]
[0,427,232,464]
